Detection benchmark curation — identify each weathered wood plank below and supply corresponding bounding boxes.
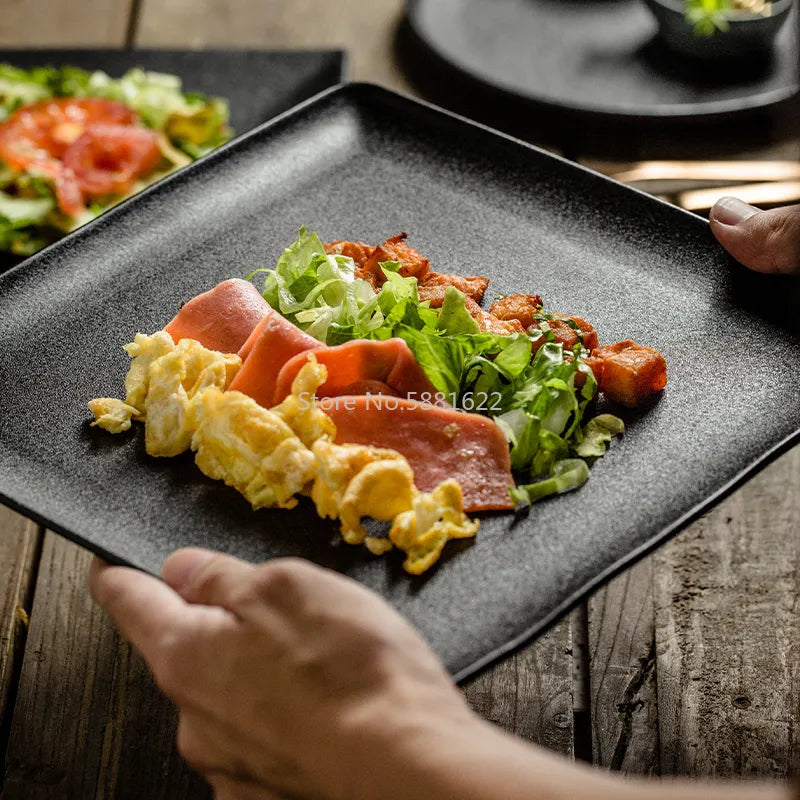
[654,444,800,778]
[0,509,41,754]
[462,617,574,755]
[137,0,411,91]
[583,135,800,778]
[3,534,209,799]
[587,559,659,774]
[0,0,133,47]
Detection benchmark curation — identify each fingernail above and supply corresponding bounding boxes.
[711,196,760,226]
[162,548,216,591]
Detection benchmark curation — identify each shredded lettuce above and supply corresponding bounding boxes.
[83,68,232,154]
[0,186,61,255]
[250,227,428,346]
[252,227,625,508]
[0,192,54,225]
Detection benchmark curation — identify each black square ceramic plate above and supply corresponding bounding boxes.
[0,48,345,270]
[1,84,798,681]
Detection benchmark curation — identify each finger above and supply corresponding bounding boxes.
[163,548,257,609]
[178,710,291,799]
[208,773,285,800]
[161,547,219,592]
[176,708,258,777]
[710,198,800,275]
[88,557,189,660]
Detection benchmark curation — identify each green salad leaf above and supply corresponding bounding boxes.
[0,65,232,151]
[509,459,591,506]
[251,227,624,507]
[436,286,480,335]
[0,65,52,120]
[574,414,625,458]
[0,183,62,255]
[84,68,232,154]
[0,192,54,225]
[250,227,428,346]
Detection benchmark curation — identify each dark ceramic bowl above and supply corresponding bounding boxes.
[643,0,793,60]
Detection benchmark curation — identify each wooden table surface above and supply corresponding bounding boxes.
[1,1,798,796]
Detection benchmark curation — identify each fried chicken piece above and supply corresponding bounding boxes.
[581,354,605,387]
[416,283,447,307]
[323,240,374,269]
[363,233,431,285]
[529,314,599,352]
[591,340,667,407]
[488,294,544,329]
[463,297,525,335]
[414,276,520,335]
[419,272,490,304]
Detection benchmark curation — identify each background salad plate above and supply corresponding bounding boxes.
[0,47,345,270]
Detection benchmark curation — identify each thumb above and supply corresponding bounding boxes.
[709,198,800,275]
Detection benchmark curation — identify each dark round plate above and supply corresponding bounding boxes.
[406,0,799,120]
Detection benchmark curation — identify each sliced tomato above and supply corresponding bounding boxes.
[63,123,161,198]
[6,98,137,156]
[0,125,51,171]
[53,167,86,217]
[0,98,155,216]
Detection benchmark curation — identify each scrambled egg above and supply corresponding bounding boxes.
[87,398,139,434]
[311,440,417,545]
[89,333,479,573]
[144,340,240,457]
[90,332,241,457]
[270,359,336,448]
[192,387,316,510]
[390,481,480,575]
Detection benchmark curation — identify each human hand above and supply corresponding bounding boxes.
[88,550,477,800]
[710,197,800,275]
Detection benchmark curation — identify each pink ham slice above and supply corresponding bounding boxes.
[324,397,514,512]
[272,338,444,406]
[165,279,269,354]
[228,312,323,407]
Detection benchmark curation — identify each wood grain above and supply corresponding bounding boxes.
[3,534,209,799]
[0,509,40,758]
[136,0,411,91]
[463,617,574,755]
[654,444,800,778]
[0,0,134,47]
[587,559,659,774]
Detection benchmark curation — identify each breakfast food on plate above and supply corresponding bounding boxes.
[0,64,232,256]
[90,332,478,574]
[89,227,667,573]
